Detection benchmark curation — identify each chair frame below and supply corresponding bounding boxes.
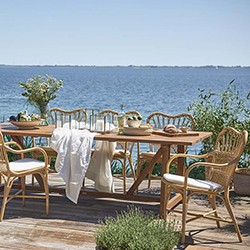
[97,109,140,193]
[34,108,88,160]
[0,132,49,221]
[32,108,89,185]
[137,112,195,188]
[161,127,248,244]
[50,108,88,129]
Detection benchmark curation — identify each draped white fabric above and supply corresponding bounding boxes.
[50,127,116,203]
[50,128,94,203]
[86,140,116,193]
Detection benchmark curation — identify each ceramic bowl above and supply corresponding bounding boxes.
[11,120,41,129]
[127,119,142,128]
[180,127,189,133]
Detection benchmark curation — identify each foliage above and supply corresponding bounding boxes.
[188,80,250,168]
[96,206,180,250]
[19,75,63,118]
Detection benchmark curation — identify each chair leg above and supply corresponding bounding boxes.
[40,172,49,215]
[162,184,172,220]
[31,175,35,186]
[208,194,220,228]
[128,156,136,181]
[224,191,243,242]
[147,164,153,189]
[0,178,12,221]
[136,157,143,179]
[20,176,26,207]
[181,191,188,244]
[122,157,127,193]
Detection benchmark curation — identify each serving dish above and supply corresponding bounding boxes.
[10,120,41,129]
[152,130,199,137]
[123,126,153,136]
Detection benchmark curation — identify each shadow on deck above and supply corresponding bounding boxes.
[0,173,249,250]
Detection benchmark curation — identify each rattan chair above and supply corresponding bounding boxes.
[97,109,140,193]
[0,131,49,221]
[161,127,248,244]
[137,112,195,188]
[34,108,88,163]
[50,108,88,129]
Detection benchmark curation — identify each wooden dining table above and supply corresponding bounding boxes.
[0,123,212,216]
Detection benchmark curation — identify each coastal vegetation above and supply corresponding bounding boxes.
[135,81,250,180]
[188,80,250,168]
[95,206,179,250]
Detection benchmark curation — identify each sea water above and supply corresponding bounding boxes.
[1,65,249,161]
[0,65,249,121]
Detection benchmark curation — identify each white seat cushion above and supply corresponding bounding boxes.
[163,173,222,191]
[141,151,156,156]
[9,158,46,172]
[114,149,130,155]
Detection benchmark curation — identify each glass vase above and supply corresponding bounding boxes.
[39,104,50,126]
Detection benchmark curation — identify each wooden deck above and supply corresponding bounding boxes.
[0,173,249,250]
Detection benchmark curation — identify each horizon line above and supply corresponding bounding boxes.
[0,64,249,68]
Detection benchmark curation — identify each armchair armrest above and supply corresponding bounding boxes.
[4,145,49,166]
[5,141,23,150]
[182,157,240,189]
[166,153,209,172]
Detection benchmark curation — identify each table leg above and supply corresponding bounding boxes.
[177,145,185,175]
[11,135,24,148]
[160,145,170,217]
[127,146,164,195]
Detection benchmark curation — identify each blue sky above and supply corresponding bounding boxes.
[1,0,249,66]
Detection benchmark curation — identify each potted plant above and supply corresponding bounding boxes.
[234,168,250,195]
[233,118,250,195]
[19,74,63,124]
[95,206,180,250]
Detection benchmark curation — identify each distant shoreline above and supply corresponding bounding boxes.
[0,64,249,69]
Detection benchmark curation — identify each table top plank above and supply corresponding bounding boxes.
[0,123,212,146]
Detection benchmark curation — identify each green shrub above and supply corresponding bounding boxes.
[188,80,250,168]
[96,206,180,250]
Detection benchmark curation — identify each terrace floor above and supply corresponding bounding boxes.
[0,173,249,250]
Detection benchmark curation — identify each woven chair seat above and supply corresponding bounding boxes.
[114,149,131,156]
[9,158,46,172]
[163,173,222,192]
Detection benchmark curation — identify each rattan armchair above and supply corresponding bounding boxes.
[137,112,195,188]
[161,127,248,244]
[0,131,49,221]
[97,109,140,193]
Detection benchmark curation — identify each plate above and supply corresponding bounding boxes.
[10,120,41,129]
[152,130,199,137]
[123,126,153,136]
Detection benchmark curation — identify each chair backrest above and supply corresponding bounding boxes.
[126,110,141,117]
[146,112,195,152]
[206,127,248,188]
[98,109,141,151]
[50,108,88,129]
[98,109,118,125]
[97,109,141,126]
[146,112,195,129]
[0,132,10,174]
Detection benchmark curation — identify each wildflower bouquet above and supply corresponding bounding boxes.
[19,74,63,119]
